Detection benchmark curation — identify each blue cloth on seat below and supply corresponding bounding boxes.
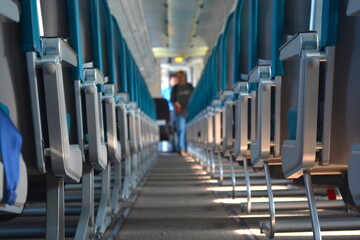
[0,108,22,205]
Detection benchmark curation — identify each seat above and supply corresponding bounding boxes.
[338,0,360,210]
[0,1,28,216]
[0,0,85,238]
[0,0,158,239]
[154,98,173,151]
[22,2,84,239]
[275,1,360,239]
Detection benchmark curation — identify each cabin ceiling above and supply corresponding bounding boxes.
[108,0,236,83]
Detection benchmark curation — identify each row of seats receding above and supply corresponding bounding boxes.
[0,0,159,239]
[187,0,360,239]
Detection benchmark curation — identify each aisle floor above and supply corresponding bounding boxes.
[116,154,244,240]
[114,154,360,240]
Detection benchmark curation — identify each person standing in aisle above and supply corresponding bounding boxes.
[171,70,193,156]
[161,75,178,151]
[162,75,178,125]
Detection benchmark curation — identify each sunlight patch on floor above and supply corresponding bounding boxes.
[207,185,289,192]
[234,228,360,237]
[214,197,308,204]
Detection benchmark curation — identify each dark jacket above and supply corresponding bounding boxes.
[171,83,194,117]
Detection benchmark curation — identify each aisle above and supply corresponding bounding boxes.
[116,154,244,240]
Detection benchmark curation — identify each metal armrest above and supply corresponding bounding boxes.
[116,93,131,158]
[279,32,325,178]
[249,66,272,168]
[135,110,143,152]
[83,68,108,171]
[206,107,214,150]
[279,32,319,61]
[41,38,82,182]
[144,116,151,149]
[233,82,250,160]
[127,102,139,154]
[103,85,121,163]
[200,111,207,148]
[212,100,222,151]
[219,91,235,156]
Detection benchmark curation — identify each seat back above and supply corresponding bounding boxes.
[258,0,273,61]
[154,98,171,141]
[239,0,249,75]
[328,3,360,166]
[344,0,360,208]
[154,98,170,123]
[0,3,28,213]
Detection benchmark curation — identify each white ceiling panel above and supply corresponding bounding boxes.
[108,0,237,83]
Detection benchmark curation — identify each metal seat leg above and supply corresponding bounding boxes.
[304,170,322,240]
[243,156,252,213]
[95,165,112,239]
[122,157,131,200]
[260,161,276,239]
[111,161,122,218]
[210,150,216,177]
[46,173,64,240]
[75,163,95,240]
[218,152,224,185]
[229,155,236,199]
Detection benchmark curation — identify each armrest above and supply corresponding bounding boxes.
[103,85,121,163]
[249,65,272,83]
[116,103,130,158]
[249,66,272,168]
[42,38,77,67]
[222,100,235,156]
[127,102,139,154]
[219,91,235,155]
[41,38,82,182]
[211,100,222,150]
[83,68,108,171]
[135,110,143,151]
[233,82,250,160]
[206,107,214,149]
[280,32,325,178]
[279,32,319,61]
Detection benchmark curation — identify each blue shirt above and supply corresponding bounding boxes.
[161,86,173,111]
